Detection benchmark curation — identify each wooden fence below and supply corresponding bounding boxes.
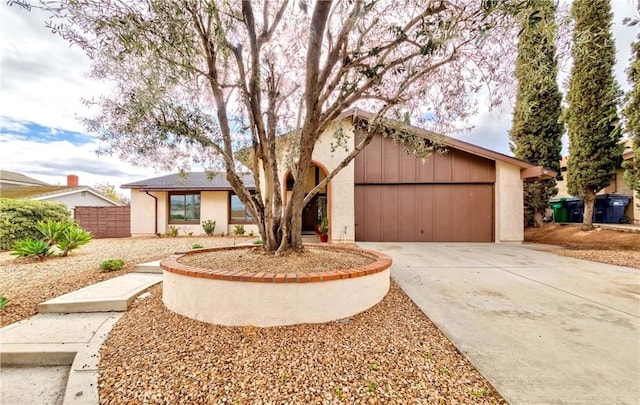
[74,206,131,238]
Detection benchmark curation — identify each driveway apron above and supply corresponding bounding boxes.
[360,242,640,405]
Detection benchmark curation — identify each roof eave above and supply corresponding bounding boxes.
[520,166,557,182]
[129,186,256,192]
[343,109,535,169]
[30,187,122,206]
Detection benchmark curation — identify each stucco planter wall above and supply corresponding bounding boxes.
[160,244,392,327]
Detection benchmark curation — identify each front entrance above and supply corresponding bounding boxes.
[285,164,328,234]
[301,195,327,233]
[302,195,318,232]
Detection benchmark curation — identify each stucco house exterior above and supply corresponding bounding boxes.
[122,173,258,236]
[1,173,121,212]
[556,139,638,224]
[124,110,551,242]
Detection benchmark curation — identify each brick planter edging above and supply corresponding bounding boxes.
[160,243,392,283]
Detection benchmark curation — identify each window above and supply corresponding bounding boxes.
[229,194,254,224]
[169,193,201,223]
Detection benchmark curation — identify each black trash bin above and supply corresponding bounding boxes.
[594,194,632,224]
[593,195,608,223]
[564,197,584,223]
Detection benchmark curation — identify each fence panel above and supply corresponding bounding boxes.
[74,206,131,238]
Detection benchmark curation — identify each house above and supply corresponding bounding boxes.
[0,174,121,211]
[122,173,257,236]
[124,109,552,242]
[0,170,50,189]
[556,139,638,224]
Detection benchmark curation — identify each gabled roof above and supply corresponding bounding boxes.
[121,172,255,191]
[0,170,50,187]
[338,109,533,168]
[334,108,556,181]
[0,185,122,206]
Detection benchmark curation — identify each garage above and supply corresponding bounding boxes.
[354,134,496,242]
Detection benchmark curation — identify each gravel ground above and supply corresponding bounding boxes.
[179,248,375,274]
[550,249,640,269]
[0,236,253,327]
[6,232,634,403]
[99,282,505,404]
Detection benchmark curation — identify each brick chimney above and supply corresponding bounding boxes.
[67,174,79,187]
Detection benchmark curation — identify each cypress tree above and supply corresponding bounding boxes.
[622,10,640,201]
[509,0,563,227]
[566,0,622,231]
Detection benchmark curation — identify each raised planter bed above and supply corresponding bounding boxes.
[160,244,392,327]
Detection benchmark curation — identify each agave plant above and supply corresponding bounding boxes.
[57,226,93,257]
[10,239,52,259]
[36,220,71,246]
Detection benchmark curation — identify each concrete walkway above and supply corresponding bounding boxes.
[39,273,162,313]
[0,265,162,404]
[360,242,640,405]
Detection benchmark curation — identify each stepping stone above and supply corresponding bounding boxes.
[38,273,162,313]
[133,260,162,273]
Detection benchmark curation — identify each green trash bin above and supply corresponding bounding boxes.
[550,197,569,223]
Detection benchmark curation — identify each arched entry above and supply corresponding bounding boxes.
[285,162,329,234]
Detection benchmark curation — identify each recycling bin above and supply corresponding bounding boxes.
[549,197,569,223]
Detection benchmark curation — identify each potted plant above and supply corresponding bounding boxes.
[318,217,329,242]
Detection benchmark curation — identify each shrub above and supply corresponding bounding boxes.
[191,243,204,249]
[318,217,329,235]
[201,219,216,236]
[0,198,70,250]
[0,295,7,311]
[253,239,263,245]
[166,226,179,237]
[10,239,52,259]
[37,220,72,246]
[233,225,246,235]
[57,225,93,257]
[100,259,125,272]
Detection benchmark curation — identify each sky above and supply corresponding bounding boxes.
[0,2,638,192]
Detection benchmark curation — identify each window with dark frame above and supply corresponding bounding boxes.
[229,193,254,224]
[169,192,201,223]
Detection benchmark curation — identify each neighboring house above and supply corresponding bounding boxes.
[124,109,552,242]
[556,139,638,224]
[1,174,121,211]
[0,170,50,189]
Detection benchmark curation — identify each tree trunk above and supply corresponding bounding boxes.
[533,211,544,228]
[582,189,596,231]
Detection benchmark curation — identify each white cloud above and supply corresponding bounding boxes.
[0,137,165,192]
[0,5,108,133]
[0,116,29,133]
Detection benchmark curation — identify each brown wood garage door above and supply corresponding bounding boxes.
[353,131,496,242]
[355,184,493,242]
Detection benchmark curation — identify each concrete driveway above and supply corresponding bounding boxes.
[360,242,640,405]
